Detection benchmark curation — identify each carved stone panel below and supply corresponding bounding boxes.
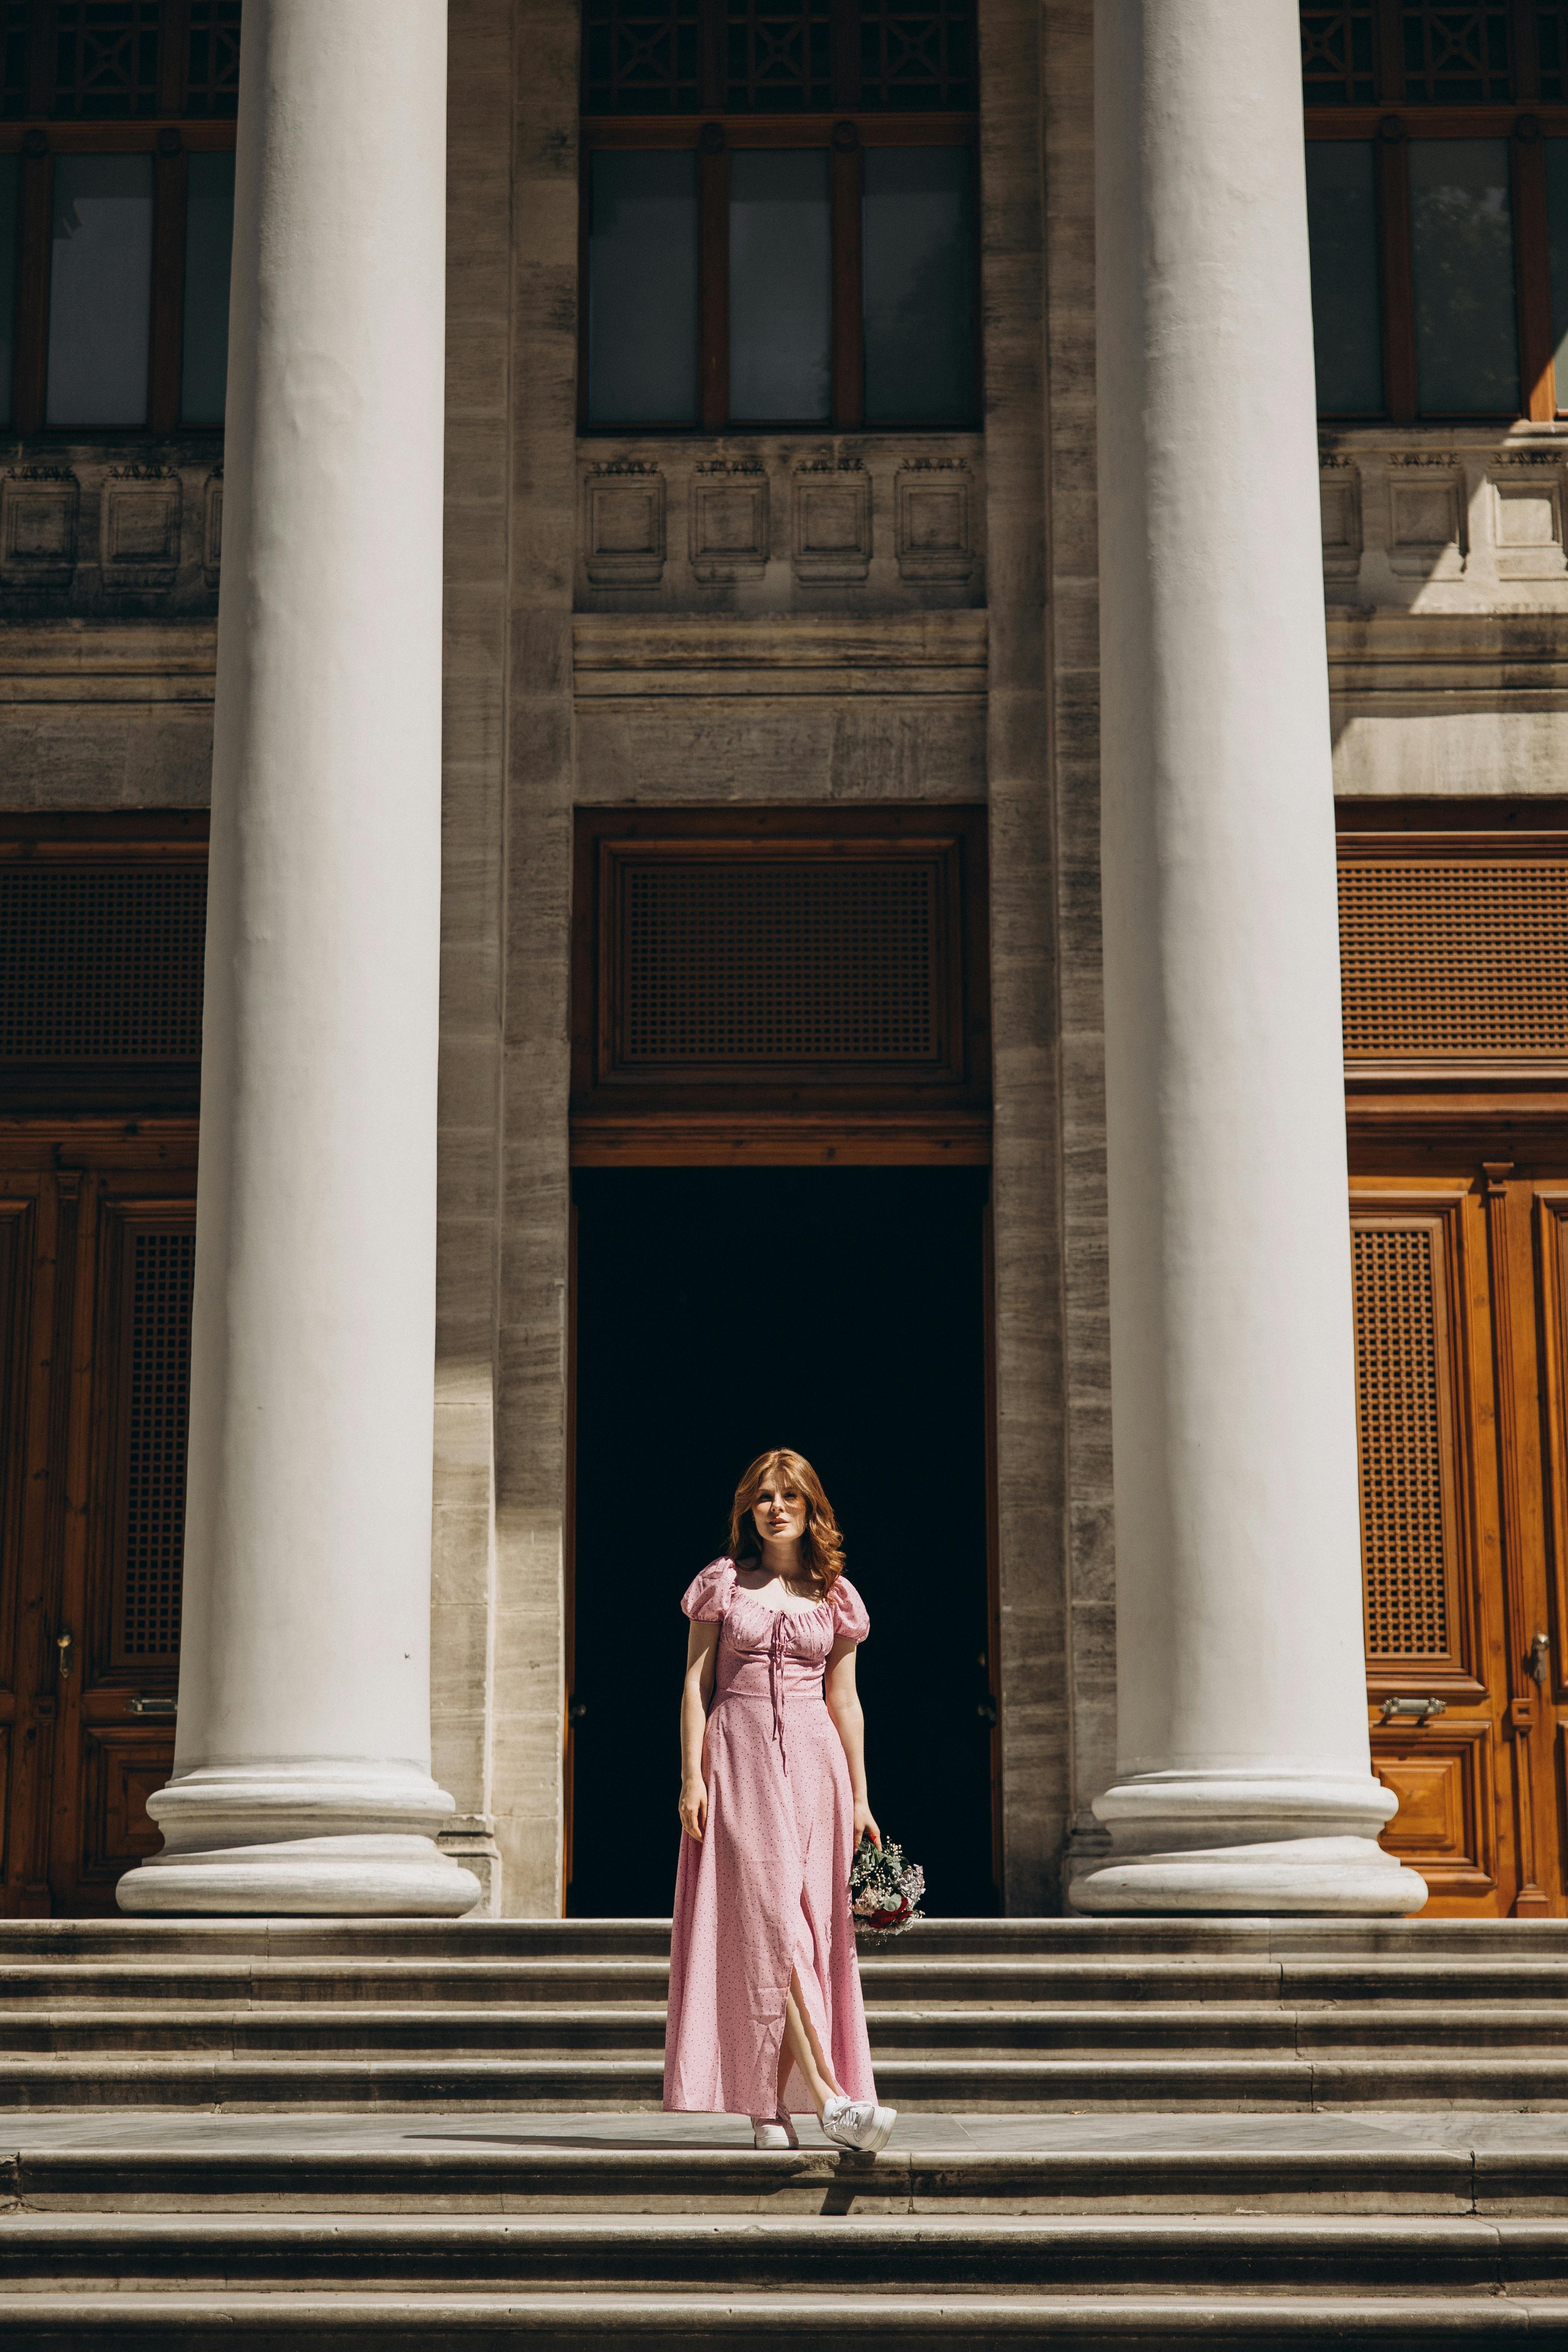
[2,469,80,577]
[585,463,666,587]
[792,462,871,583]
[103,467,182,581]
[1320,460,1362,583]
[690,462,770,581]
[896,462,973,582]
[1490,463,1566,581]
[203,471,224,580]
[1386,461,1466,580]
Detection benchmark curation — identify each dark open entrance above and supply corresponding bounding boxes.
[569,1165,998,1919]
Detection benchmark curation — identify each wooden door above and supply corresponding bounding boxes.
[1352,1168,1564,1915]
[0,1130,196,1915]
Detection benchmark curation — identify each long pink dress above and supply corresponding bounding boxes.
[663,1557,879,2118]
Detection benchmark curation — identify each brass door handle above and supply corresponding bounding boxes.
[1379,1695,1446,1723]
[1531,1632,1551,1687]
[54,1628,73,1681]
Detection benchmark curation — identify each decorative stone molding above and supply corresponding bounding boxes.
[2,467,79,577]
[0,444,221,615]
[1318,429,1568,611]
[103,465,182,582]
[689,459,769,581]
[203,469,224,580]
[1386,455,1466,580]
[791,458,871,583]
[584,460,665,586]
[1489,453,1565,581]
[895,459,974,582]
[1318,457,1361,582]
[573,436,985,611]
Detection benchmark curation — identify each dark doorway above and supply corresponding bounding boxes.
[569,1165,998,1919]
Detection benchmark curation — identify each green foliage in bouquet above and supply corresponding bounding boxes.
[848,1832,926,1942]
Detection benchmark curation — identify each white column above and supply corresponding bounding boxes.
[120,0,477,1915]
[1069,0,1424,1914]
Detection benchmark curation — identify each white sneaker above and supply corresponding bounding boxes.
[820,2094,897,2154]
[752,2113,800,2149]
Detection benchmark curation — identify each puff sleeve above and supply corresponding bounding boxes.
[828,1574,870,1645]
[680,1557,737,1622]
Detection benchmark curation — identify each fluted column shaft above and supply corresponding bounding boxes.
[1070,0,1424,1914]
[120,0,477,1915]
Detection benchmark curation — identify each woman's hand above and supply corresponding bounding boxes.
[854,1802,881,1849]
[679,1778,709,1841]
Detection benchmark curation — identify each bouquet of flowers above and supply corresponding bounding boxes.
[848,1832,926,1942]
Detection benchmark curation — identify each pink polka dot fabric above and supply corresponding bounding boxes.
[663,1556,879,2119]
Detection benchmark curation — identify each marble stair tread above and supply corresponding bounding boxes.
[6,2211,1568,2292]
[10,2053,1568,2113]
[9,1919,1568,1959]
[0,2289,1565,2344]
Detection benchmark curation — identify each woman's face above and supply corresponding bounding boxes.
[752,1480,806,1551]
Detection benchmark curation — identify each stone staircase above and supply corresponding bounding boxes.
[1,1916,1567,2344]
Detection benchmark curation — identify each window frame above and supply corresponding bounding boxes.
[0,119,237,437]
[1307,103,1565,422]
[578,110,980,433]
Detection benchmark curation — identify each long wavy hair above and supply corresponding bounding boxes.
[727,1448,846,1596]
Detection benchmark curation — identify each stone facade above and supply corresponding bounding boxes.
[6,0,1567,1915]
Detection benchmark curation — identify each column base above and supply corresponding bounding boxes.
[117,1761,482,1916]
[1067,1770,1428,1915]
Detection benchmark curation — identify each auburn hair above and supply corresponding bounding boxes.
[727,1448,846,1594]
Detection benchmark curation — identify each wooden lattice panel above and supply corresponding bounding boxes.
[620,857,942,1068]
[1353,1222,1452,1660]
[1400,0,1513,97]
[0,864,206,1062]
[583,0,701,111]
[858,0,974,108]
[1338,856,1568,1061]
[1541,1,1568,97]
[1300,3,1376,102]
[726,0,833,108]
[184,0,240,115]
[119,1225,193,1661]
[50,0,163,117]
[2,0,28,114]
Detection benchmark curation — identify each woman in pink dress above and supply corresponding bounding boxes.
[664,1447,898,2153]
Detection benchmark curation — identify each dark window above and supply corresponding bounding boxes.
[0,0,239,432]
[862,143,974,421]
[1302,3,1568,419]
[1305,140,1383,413]
[581,0,978,429]
[587,149,700,422]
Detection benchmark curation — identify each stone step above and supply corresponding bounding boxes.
[3,2211,1568,2293]
[8,2051,1568,2109]
[6,1918,1568,1962]
[8,2002,1568,2059]
[9,1955,1568,2008]
[0,2288,1564,2347]
[9,2136,1549,2216]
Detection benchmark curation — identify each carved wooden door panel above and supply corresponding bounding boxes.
[0,1138,195,1915]
[1536,1187,1568,1902]
[1352,1175,1561,1916]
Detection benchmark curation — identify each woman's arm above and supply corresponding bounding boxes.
[824,1636,880,1849]
[677,1619,721,1840]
